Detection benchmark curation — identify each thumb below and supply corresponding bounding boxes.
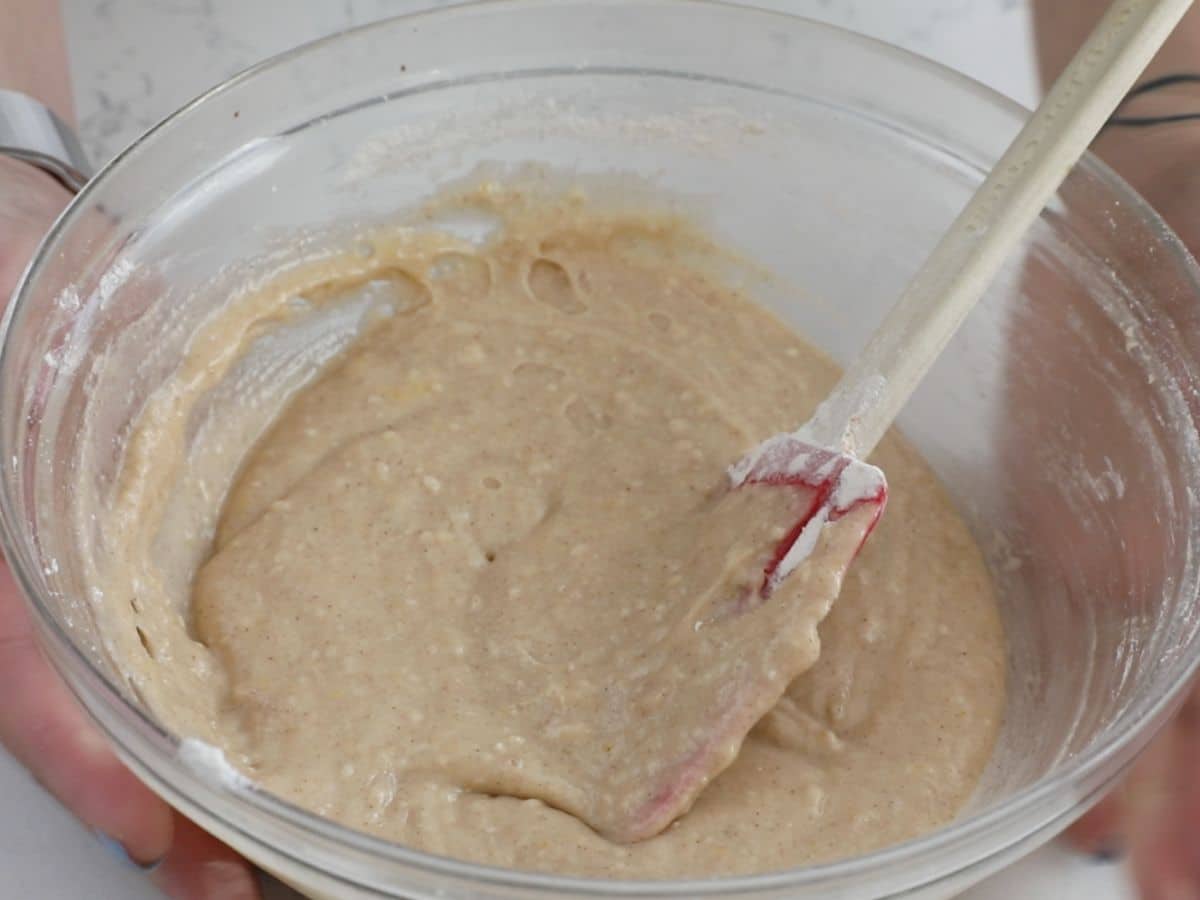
[0,555,174,864]
[1064,792,1125,860]
[152,815,262,900]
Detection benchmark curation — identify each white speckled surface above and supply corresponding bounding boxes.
[1,1,1132,897]
[63,0,1042,166]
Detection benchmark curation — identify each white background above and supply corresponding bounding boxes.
[0,1,1133,897]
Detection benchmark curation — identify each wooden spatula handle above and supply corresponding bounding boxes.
[807,0,1194,457]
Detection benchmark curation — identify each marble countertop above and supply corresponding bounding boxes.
[3,1,1130,897]
[64,0,1042,166]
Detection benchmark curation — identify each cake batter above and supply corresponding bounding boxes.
[96,190,1006,878]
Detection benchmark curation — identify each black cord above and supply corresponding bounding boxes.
[1108,73,1200,128]
[1107,112,1200,127]
[1125,73,1200,97]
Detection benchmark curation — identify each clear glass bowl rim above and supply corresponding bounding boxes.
[4,0,1200,895]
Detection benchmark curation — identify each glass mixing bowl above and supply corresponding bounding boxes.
[5,1,1200,897]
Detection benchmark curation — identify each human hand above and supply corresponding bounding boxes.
[1067,682,1200,900]
[0,155,262,899]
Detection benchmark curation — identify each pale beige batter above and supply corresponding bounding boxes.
[96,191,1006,878]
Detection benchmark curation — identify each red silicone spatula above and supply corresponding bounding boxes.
[609,0,1194,844]
[733,0,1195,607]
